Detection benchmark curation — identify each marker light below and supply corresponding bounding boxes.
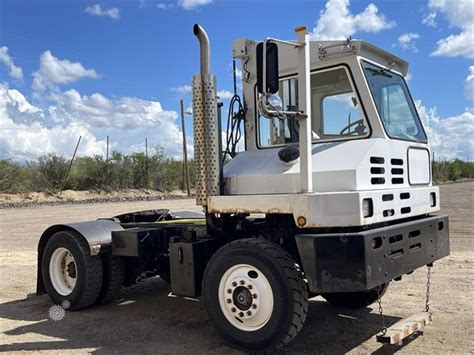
[363,198,373,218]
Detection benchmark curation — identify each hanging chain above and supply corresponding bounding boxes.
[377,288,387,336]
[425,265,432,312]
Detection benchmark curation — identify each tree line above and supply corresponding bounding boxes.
[0,148,195,194]
[0,151,472,194]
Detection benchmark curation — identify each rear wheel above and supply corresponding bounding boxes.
[96,255,124,305]
[42,230,103,310]
[321,282,389,309]
[202,238,308,351]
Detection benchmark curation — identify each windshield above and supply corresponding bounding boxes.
[362,61,427,142]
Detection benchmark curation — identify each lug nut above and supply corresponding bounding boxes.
[239,312,244,317]
[231,307,236,313]
[226,298,231,304]
[227,289,232,294]
[247,311,252,316]
[232,282,237,287]
[252,304,257,309]
[248,284,253,290]
[240,280,245,285]
[252,293,257,299]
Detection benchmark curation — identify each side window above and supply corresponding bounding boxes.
[312,68,367,139]
[258,78,299,146]
[321,93,365,136]
[258,67,368,147]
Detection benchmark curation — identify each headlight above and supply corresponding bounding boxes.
[363,198,373,218]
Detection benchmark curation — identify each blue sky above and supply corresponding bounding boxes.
[1,0,473,161]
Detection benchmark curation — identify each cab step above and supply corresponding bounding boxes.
[376,312,432,344]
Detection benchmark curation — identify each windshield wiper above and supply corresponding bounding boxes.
[366,67,393,78]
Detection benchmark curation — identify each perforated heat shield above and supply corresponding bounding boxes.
[192,74,220,205]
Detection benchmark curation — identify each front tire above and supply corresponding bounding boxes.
[202,238,308,352]
[321,282,389,309]
[42,230,103,310]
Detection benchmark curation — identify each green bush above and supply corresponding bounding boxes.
[71,156,106,191]
[432,159,474,182]
[0,160,30,193]
[28,154,70,193]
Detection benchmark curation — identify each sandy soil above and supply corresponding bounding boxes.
[0,182,473,354]
[0,189,189,208]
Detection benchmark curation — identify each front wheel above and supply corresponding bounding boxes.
[202,238,308,352]
[321,282,389,309]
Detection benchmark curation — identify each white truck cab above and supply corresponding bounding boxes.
[209,34,438,229]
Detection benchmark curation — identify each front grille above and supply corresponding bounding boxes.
[369,156,406,186]
[370,156,386,185]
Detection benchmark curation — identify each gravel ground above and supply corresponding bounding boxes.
[0,182,473,354]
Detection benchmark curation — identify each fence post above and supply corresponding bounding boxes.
[59,136,82,196]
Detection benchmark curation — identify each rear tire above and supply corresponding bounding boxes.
[202,238,308,352]
[96,255,124,305]
[42,230,103,310]
[321,282,389,309]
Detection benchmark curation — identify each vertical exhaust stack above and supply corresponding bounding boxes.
[192,24,221,206]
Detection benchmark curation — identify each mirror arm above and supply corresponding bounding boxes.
[258,94,306,120]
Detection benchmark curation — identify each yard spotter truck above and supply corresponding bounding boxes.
[37,24,450,351]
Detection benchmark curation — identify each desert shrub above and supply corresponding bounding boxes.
[71,156,107,191]
[432,159,474,182]
[0,160,31,193]
[28,154,70,192]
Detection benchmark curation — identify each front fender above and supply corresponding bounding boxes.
[36,219,123,295]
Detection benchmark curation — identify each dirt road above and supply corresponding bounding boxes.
[1,182,473,354]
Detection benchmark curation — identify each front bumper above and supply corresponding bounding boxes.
[295,215,449,293]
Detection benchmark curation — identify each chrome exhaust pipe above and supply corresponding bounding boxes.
[193,24,210,79]
[192,23,220,206]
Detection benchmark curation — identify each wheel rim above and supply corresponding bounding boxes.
[49,247,77,296]
[218,264,274,332]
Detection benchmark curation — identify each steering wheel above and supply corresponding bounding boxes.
[339,119,366,136]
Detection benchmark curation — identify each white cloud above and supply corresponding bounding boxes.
[416,100,474,160]
[311,0,395,40]
[33,50,99,92]
[85,4,120,20]
[171,85,192,94]
[235,68,242,81]
[465,66,474,101]
[422,12,437,27]
[432,31,474,59]
[157,3,173,10]
[217,90,234,99]
[0,84,105,161]
[0,46,23,81]
[178,0,212,10]
[395,33,420,52]
[1,70,187,161]
[427,0,474,59]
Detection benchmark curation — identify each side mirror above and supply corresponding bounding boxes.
[257,42,279,94]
